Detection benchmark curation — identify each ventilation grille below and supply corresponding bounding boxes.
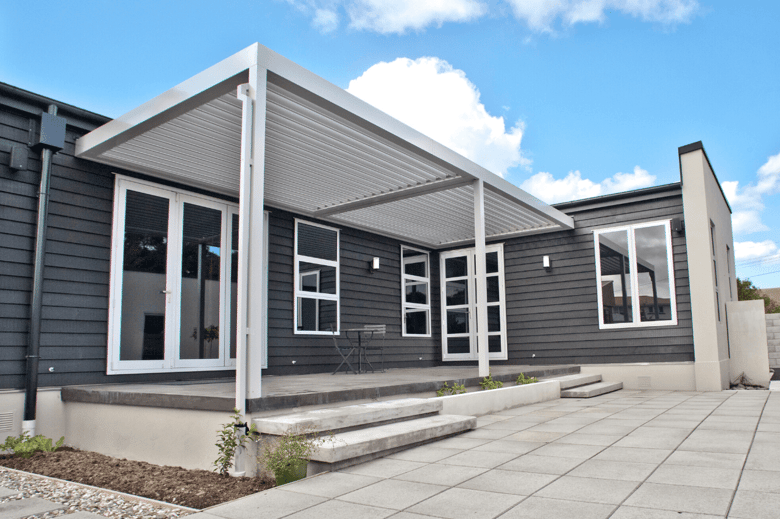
[0,411,14,432]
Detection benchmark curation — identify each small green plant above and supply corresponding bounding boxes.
[479,372,503,390]
[436,381,467,397]
[1,432,64,459]
[259,426,332,485]
[516,373,539,385]
[214,408,257,476]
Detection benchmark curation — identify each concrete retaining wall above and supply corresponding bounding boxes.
[727,300,771,387]
[437,380,560,417]
[766,313,780,371]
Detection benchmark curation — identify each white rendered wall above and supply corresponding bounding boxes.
[578,362,697,391]
[727,300,771,387]
[0,389,66,443]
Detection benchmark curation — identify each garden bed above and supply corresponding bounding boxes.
[0,447,273,509]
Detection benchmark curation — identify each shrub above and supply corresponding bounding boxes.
[479,372,503,390]
[516,373,539,385]
[436,381,467,397]
[214,408,257,476]
[258,426,331,485]
[1,432,64,459]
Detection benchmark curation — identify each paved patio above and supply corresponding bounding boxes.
[192,388,780,519]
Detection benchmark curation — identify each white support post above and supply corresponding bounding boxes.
[235,61,268,413]
[474,180,489,377]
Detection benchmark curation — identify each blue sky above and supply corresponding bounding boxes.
[2,1,779,286]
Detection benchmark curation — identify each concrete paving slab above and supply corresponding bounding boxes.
[729,489,780,519]
[648,463,741,489]
[497,496,615,519]
[498,454,584,475]
[568,459,658,481]
[57,512,110,519]
[437,449,519,469]
[609,506,722,519]
[386,445,460,463]
[593,446,672,464]
[577,421,638,436]
[535,475,638,504]
[532,442,605,459]
[664,450,746,469]
[205,489,326,519]
[745,441,780,471]
[738,469,780,493]
[754,431,780,443]
[457,468,556,495]
[0,487,19,498]
[392,463,489,486]
[391,513,442,519]
[614,426,690,450]
[340,458,427,478]
[337,479,447,510]
[284,499,395,519]
[280,471,382,498]
[554,432,624,446]
[407,487,524,519]
[624,482,733,516]
[431,436,490,450]
[757,422,780,432]
[524,422,583,434]
[472,439,543,455]
[696,419,757,431]
[0,497,64,519]
[643,418,701,430]
[678,429,754,454]
[458,427,515,440]
[501,430,566,442]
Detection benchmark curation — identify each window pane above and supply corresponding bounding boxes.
[447,309,469,334]
[230,214,238,359]
[300,262,337,294]
[405,310,428,335]
[635,225,673,322]
[488,335,501,353]
[180,203,222,360]
[486,252,499,274]
[403,249,428,277]
[296,298,337,332]
[447,337,470,354]
[120,190,168,361]
[599,230,634,324]
[487,276,499,302]
[446,280,468,306]
[445,256,467,278]
[406,283,428,305]
[297,223,337,260]
[488,306,501,332]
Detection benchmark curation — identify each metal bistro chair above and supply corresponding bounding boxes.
[331,325,358,375]
[360,324,386,373]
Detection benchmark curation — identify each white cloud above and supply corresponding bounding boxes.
[520,166,656,204]
[723,151,780,236]
[505,0,698,32]
[347,57,527,177]
[734,240,778,261]
[285,0,696,34]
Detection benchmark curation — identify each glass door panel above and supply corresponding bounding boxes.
[119,190,170,362]
[179,203,223,361]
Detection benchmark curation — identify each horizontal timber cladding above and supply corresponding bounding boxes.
[265,208,440,375]
[499,184,693,366]
[0,100,236,389]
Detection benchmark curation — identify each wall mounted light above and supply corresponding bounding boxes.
[370,257,380,271]
[543,255,552,271]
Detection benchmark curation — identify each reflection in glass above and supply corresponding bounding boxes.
[405,283,427,305]
[405,310,428,335]
[447,309,469,334]
[230,214,238,359]
[404,249,427,278]
[488,306,501,332]
[487,277,499,303]
[297,223,337,260]
[300,262,336,294]
[446,280,468,306]
[486,252,499,274]
[445,256,467,278]
[599,230,634,324]
[447,337,470,354]
[180,203,222,360]
[635,225,672,322]
[488,335,501,353]
[296,298,337,332]
[120,190,169,361]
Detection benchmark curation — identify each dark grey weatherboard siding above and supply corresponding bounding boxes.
[266,209,440,375]
[497,185,693,365]
[0,94,235,389]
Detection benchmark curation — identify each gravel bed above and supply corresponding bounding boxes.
[0,468,196,519]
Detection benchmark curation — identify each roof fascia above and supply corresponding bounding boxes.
[75,44,257,158]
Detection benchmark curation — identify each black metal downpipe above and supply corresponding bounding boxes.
[23,104,59,436]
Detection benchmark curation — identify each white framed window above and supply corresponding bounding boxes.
[594,220,677,329]
[401,246,431,337]
[294,219,339,334]
[108,176,245,374]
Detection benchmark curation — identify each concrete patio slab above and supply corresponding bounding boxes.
[279,471,382,498]
[458,428,514,440]
[568,459,658,481]
[614,426,690,450]
[501,429,566,442]
[284,499,396,519]
[406,487,524,519]
[497,496,615,519]
[554,432,624,446]
[729,489,780,519]
[738,469,780,493]
[386,445,460,463]
[337,479,447,510]
[648,463,741,490]
[437,449,519,469]
[663,450,746,469]
[532,442,605,459]
[623,482,733,516]
[534,475,638,504]
[340,458,426,478]
[677,429,754,454]
[744,441,780,471]
[0,497,64,519]
[592,446,672,464]
[0,486,18,497]
[609,507,722,518]
[498,453,585,475]
[204,489,326,519]
[472,439,544,454]
[392,463,489,486]
[457,468,557,495]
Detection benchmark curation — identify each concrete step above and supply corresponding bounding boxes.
[561,381,623,398]
[550,373,602,390]
[310,414,476,466]
[254,398,442,435]
[0,497,64,519]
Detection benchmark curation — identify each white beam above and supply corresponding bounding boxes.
[474,179,489,377]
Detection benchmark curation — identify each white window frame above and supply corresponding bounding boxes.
[401,245,432,338]
[108,175,243,374]
[293,219,340,335]
[594,220,678,330]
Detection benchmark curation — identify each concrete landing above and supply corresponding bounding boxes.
[561,381,623,398]
[552,373,602,390]
[0,497,64,519]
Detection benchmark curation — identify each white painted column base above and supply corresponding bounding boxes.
[21,420,35,436]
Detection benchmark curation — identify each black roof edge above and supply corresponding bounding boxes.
[552,182,682,211]
[0,82,110,132]
[678,141,732,214]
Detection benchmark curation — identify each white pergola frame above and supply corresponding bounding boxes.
[76,43,575,410]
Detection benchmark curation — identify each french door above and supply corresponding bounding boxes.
[108,177,243,373]
[440,244,507,361]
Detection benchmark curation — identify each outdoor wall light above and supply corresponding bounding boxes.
[371,257,380,270]
[543,255,552,271]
